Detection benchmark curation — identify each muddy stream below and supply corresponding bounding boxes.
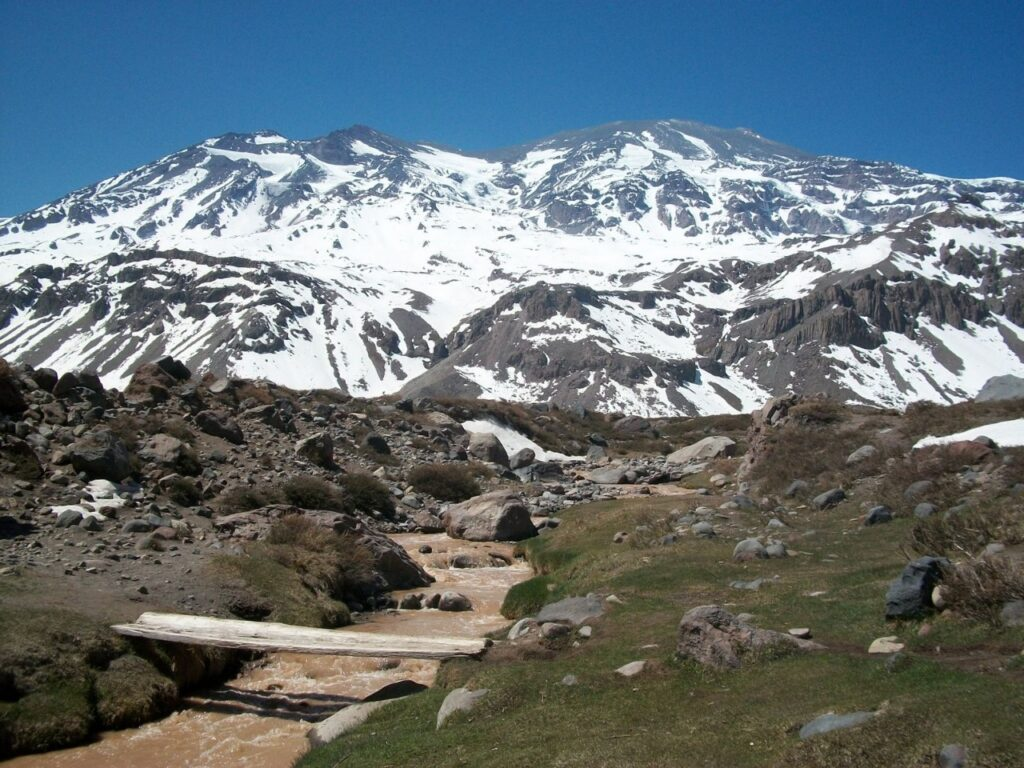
[10,532,530,768]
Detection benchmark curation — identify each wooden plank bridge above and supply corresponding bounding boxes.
[112,612,491,659]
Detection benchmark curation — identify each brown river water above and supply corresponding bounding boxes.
[9,532,529,768]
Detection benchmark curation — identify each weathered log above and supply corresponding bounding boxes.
[112,612,490,659]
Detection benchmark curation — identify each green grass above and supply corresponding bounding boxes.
[500,575,559,619]
[0,592,181,758]
[300,494,1024,768]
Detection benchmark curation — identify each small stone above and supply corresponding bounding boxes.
[938,744,968,768]
[612,531,629,544]
[868,636,905,654]
[691,521,715,538]
[540,622,571,639]
[559,674,578,686]
[846,445,878,465]
[507,618,536,640]
[732,538,766,561]
[799,711,874,739]
[614,660,646,678]
[788,628,812,639]
[578,625,593,638]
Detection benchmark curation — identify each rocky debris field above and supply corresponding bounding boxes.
[3,354,1023,763]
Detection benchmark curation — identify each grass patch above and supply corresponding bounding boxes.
[500,576,557,619]
[300,488,1024,768]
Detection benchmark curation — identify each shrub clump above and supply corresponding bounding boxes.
[216,475,350,513]
[943,557,1024,624]
[407,463,481,502]
[263,515,374,599]
[337,473,395,516]
[280,475,350,512]
[164,477,203,506]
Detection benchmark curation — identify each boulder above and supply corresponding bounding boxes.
[813,488,846,509]
[938,744,968,768]
[732,538,767,561]
[885,556,950,619]
[903,480,934,500]
[864,505,893,526]
[437,592,472,612]
[666,436,736,465]
[195,410,245,444]
[589,466,629,484]
[436,687,487,729]
[124,363,177,404]
[0,365,27,416]
[615,660,646,677]
[444,491,537,542]
[976,374,1024,402]
[308,701,389,746]
[361,433,391,455]
[536,594,605,626]
[154,356,191,381]
[295,432,334,467]
[613,416,655,436]
[846,445,878,465]
[138,434,201,475]
[508,447,536,470]
[466,432,509,467]
[676,605,821,670]
[68,428,132,481]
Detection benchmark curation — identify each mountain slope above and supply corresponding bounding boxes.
[1,119,1023,414]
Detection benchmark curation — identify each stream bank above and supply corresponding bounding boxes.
[7,532,529,768]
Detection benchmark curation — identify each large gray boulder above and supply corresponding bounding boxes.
[466,432,509,467]
[195,410,245,444]
[536,594,605,626]
[508,447,536,470]
[885,556,950,619]
[976,374,1024,402]
[295,432,334,467]
[69,428,132,481]
[444,491,537,542]
[666,436,736,465]
[676,605,821,670]
[138,434,200,475]
[436,687,488,729]
[307,700,389,746]
[589,466,629,484]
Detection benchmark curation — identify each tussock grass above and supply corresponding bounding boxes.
[408,463,481,501]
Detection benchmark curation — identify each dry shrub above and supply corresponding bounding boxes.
[787,398,845,425]
[627,513,675,549]
[408,463,481,501]
[337,473,394,516]
[908,498,1024,557]
[943,557,1024,624]
[875,445,975,515]
[280,475,349,512]
[748,411,882,494]
[160,417,195,443]
[164,477,203,506]
[216,475,350,513]
[216,484,284,513]
[263,515,373,599]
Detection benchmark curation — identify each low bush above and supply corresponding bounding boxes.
[943,557,1024,624]
[281,475,349,512]
[159,417,195,444]
[907,497,1024,557]
[408,463,481,502]
[263,515,374,599]
[164,477,203,506]
[216,484,284,513]
[338,473,395,516]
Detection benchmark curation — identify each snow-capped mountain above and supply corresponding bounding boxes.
[1,119,1023,415]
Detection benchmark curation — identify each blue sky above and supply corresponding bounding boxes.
[1,0,1022,215]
